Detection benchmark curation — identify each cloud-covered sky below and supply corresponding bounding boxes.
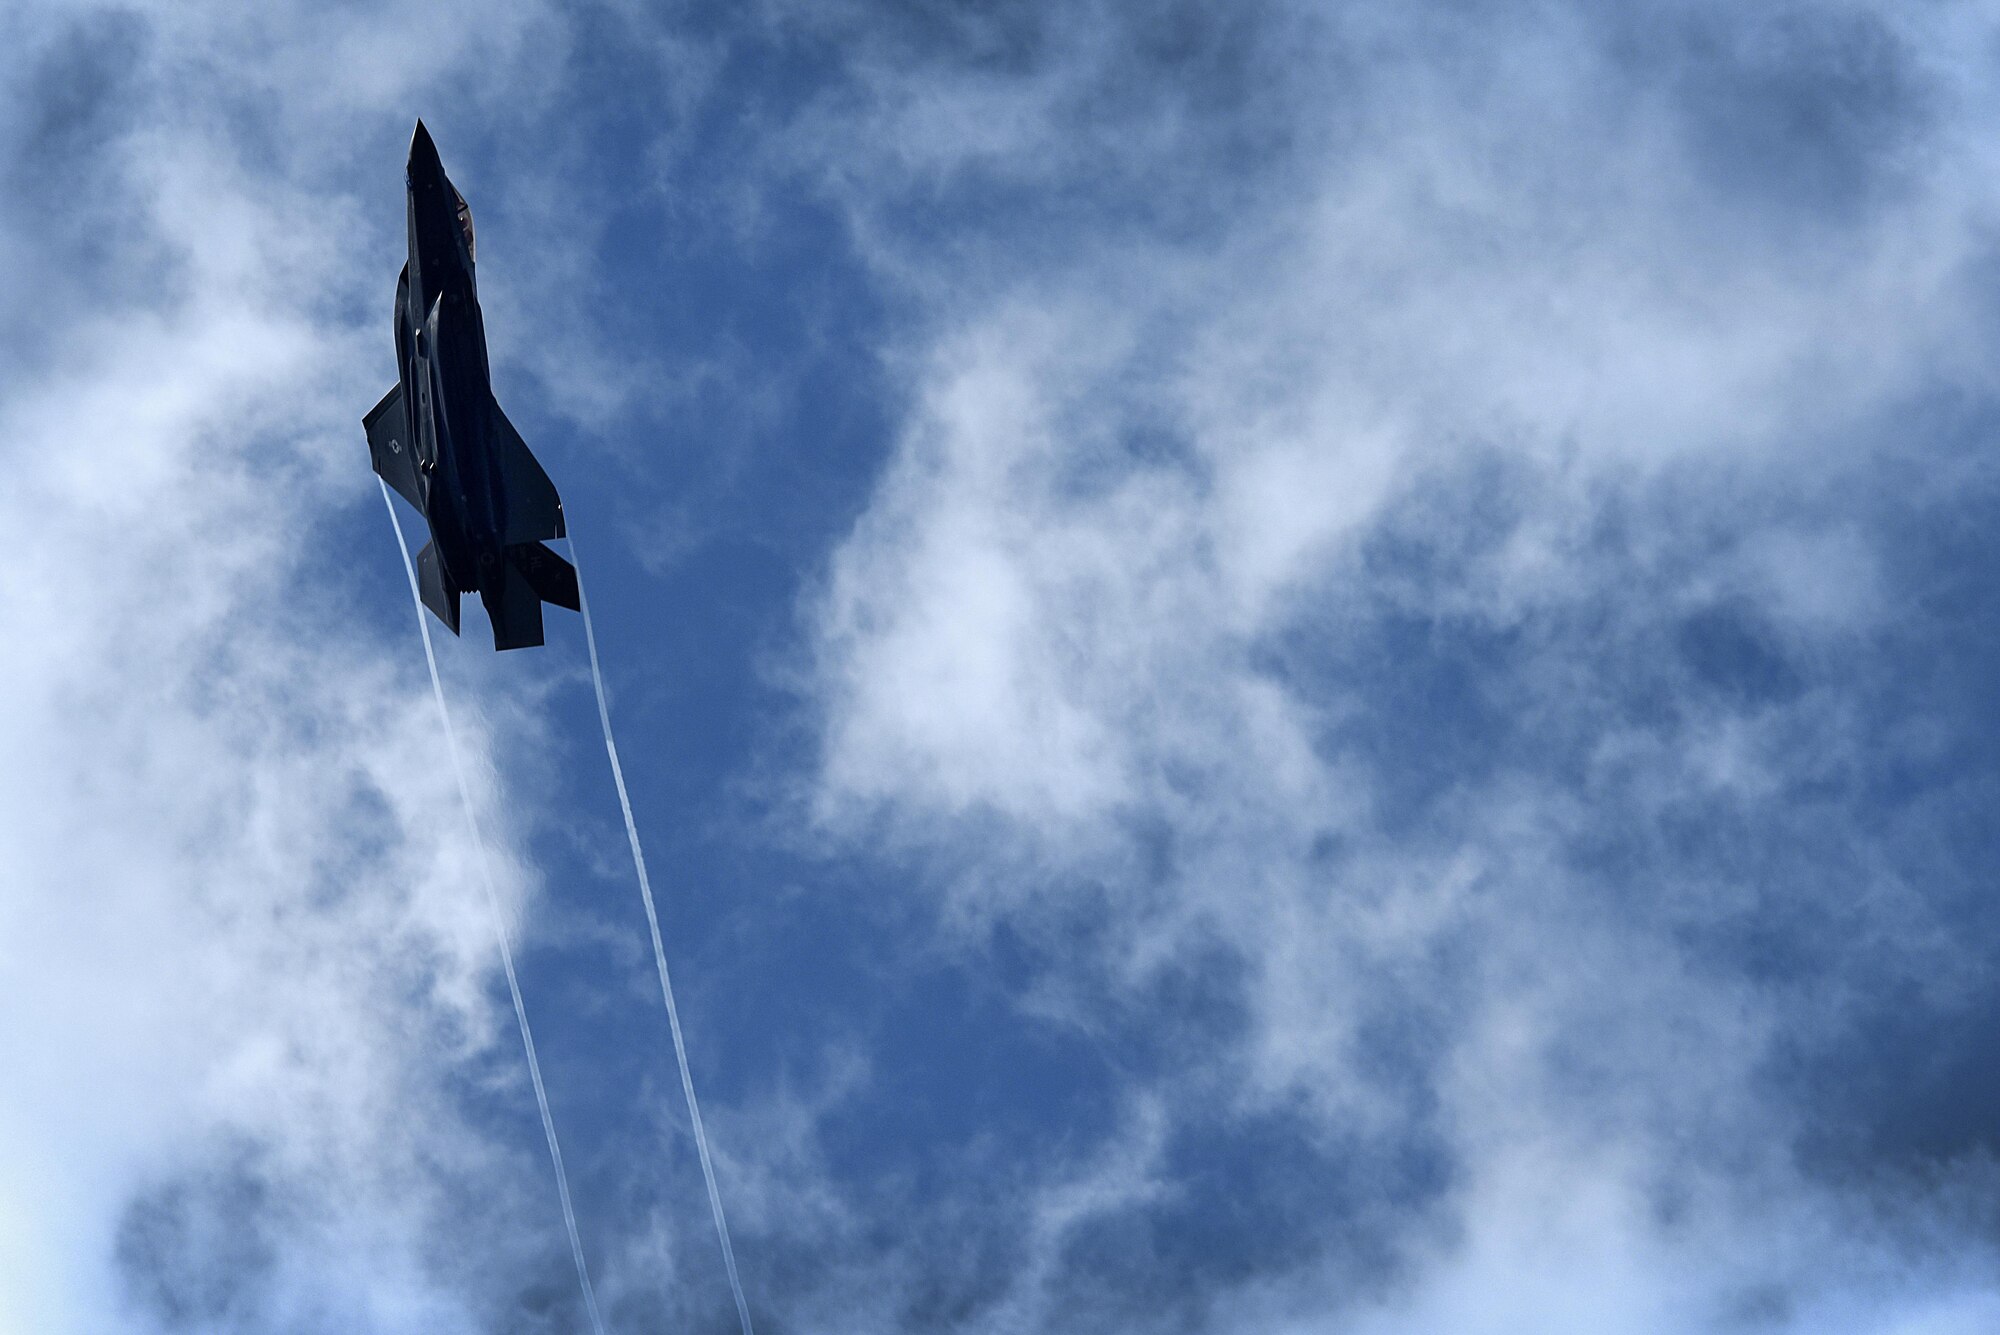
[10,1,2000,1331]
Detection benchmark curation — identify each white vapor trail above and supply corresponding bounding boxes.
[569,532,757,1335]
[377,480,608,1335]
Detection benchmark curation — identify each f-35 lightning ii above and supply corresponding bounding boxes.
[365,120,577,651]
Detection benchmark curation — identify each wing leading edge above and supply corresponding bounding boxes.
[483,398,578,650]
[492,399,564,544]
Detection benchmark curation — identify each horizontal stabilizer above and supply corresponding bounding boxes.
[492,401,565,544]
[364,383,422,510]
[481,544,578,651]
[507,542,579,611]
[416,540,460,636]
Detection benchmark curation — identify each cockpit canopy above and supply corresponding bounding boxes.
[452,185,475,262]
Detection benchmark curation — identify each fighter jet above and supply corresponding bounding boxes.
[364,121,577,651]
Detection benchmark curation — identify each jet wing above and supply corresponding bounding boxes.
[365,383,423,510]
[491,399,565,543]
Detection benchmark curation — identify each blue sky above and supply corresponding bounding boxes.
[9,1,2000,1331]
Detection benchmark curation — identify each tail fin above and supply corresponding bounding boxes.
[416,541,461,635]
[484,567,544,652]
[482,543,578,651]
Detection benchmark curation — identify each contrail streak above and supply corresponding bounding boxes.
[569,533,756,1335]
[378,480,607,1335]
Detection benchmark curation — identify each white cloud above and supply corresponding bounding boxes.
[0,4,595,1330]
[13,0,2000,1328]
[792,0,2000,1326]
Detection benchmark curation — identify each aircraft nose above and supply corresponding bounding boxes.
[408,119,443,177]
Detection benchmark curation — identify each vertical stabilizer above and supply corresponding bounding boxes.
[483,566,546,651]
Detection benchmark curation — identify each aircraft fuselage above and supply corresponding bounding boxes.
[399,123,505,599]
[364,120,577,651]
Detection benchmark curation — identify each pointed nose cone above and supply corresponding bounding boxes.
[408,119,442,177]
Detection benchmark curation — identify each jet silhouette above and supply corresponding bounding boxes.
[365,120,577,650]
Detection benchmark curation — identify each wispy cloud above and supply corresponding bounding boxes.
[15,1,2000,1330]
[778,0,2000,1326]
[0,4,600,1330]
